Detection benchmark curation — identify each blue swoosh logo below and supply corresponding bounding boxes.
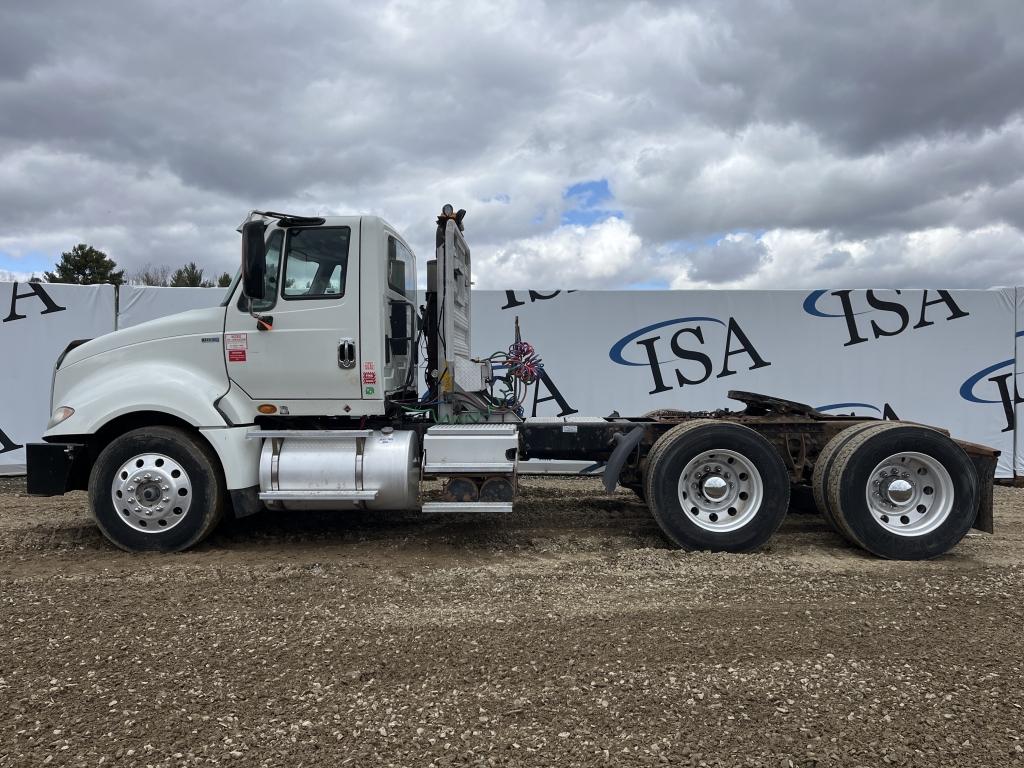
[816,402,881,415]
[609,316,725,367]
[960,359,1014,404]
[802,289,869,318]
[959,330,1024,404]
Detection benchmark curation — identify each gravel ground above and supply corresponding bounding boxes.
[1,476,1022,767]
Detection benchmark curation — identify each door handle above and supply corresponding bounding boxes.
[338,339,356,369]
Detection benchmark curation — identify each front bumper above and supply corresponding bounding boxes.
[26,442,88,496]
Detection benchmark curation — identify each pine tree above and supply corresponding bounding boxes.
[44,244,125,285]
[217,271,233,287]
[170,262,213,287]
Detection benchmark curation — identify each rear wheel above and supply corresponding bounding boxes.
[643,420,790,552]
[826,423,978,559]
[811,422,880,544]
[88,426,225,552]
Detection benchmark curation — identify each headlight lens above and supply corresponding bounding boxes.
[47,406,75,428]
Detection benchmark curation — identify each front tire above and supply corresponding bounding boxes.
[88,426,225,552]
[643,420,790,552]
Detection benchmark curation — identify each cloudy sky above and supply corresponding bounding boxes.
[1,1,1023,289]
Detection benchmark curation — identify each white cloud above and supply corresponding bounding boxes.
[0,269,36,282]
[475,217,641,289]
[0,1,1023,290]
[710,224,1024,289]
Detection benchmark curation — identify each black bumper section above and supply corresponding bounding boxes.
[26,442,89,496]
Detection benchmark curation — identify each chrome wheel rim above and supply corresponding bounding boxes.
[677,449,764,532]
[110,453,192,533]
[865,451,953,537]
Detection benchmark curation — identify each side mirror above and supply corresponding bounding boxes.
[241,221,267,300]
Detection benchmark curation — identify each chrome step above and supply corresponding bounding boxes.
[259,489,379,502]
[422,462,516,473]
[420,501,513,514]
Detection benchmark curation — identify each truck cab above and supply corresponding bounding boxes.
[222,214,418,417]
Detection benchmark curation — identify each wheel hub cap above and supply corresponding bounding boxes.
[882,477,914,506]
[110,453,192,533]
[701,475,728,501]
[677,449,764,533]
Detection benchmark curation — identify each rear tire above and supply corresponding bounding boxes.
[826,423,978,559]
[643,420,790,552]
[88,426,225,552]
[811,422,880,545]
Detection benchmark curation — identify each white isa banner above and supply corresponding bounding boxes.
[0,283,1020,478]
[0,282,116,473]
[472,289,1018,477]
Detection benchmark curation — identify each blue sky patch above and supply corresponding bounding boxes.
[564,179,612,208]
[561,178,623,226]
[0,250,53,276]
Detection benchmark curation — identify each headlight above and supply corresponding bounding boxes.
[47,406,75,428]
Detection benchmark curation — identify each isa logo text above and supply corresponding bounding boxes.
[610,316,770,395]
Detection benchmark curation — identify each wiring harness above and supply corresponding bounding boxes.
[403,318,543,422]
[483,318,544,417]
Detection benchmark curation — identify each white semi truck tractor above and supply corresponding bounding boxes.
[27,206,998,559]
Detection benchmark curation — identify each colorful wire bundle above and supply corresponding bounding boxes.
[483,321,544,417]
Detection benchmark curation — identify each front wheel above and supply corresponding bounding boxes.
[643,420,790,552]
[88,426,225,552]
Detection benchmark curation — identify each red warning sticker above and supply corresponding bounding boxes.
[361,360,377,385]
[228,349,246,362]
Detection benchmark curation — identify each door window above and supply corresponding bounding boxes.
[283,227,350,299]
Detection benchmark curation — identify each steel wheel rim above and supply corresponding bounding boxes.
[865,451,954,537]
[677,449,764,532]
[110,453,192,533]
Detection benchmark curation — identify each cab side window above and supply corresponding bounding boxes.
[387,236,416,297]
[238,229,283,312]
[283,227,350,299]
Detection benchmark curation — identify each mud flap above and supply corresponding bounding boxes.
[602,426,645,493]
[969,451,997,534]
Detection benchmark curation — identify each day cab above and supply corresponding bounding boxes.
[28,212,422,548]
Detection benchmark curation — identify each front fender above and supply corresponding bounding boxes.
[45,333,232,438]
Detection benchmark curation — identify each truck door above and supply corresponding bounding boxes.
[223,221,362,402]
